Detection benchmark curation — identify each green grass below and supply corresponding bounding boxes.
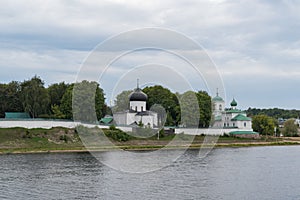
[0,127,297,154]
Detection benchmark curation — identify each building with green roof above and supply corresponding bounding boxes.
[5,112,31,119]
[212,89,225,117]
[212,94,254,135]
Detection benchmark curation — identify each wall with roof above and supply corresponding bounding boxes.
[0,120,132,132]
[174,128,254,136]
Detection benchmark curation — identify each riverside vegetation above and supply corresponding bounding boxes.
[0,126,299,154]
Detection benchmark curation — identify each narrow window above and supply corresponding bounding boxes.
[244,122,247,127]
[233,123,235,127]
[219,104,222,111]
[135,106,137,111]
[141,106,143,112]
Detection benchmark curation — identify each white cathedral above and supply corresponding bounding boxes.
[212,90,253,132]
[113,83,158,128]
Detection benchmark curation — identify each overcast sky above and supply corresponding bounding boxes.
[0,0,299,109]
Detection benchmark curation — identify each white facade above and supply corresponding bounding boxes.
[113,111,158,127]
[212,94,253,131]
[130,101,146,112]
[212,93,225,116]
[113,84,159,128]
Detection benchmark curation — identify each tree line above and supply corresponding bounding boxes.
[2,76,298,133]
[0,76,212,127]
[0,76,106,120]
[113,85,212,128]
[246,107,300,119]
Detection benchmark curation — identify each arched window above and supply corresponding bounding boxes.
[141,106,143,112]
[244,122,247,127]
[219,104,222,111]
[135,106,137,111]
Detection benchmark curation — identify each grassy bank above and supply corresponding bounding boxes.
[0,127,299,154]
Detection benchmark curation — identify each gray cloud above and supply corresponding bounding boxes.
[0,0,299,109]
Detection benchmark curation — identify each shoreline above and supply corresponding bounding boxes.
[1,141,299,155]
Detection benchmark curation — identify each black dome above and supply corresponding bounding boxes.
[129,88,148,101]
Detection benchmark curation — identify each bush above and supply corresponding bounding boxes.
[59,135,68,142]
[109,124,117,130]
[158,129,165,138]
[105,129,131,142]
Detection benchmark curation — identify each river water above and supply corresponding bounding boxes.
[1,146,300,200]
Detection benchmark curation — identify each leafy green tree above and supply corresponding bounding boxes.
[0,81,23,117]
[51,105,66,119]
[112,90,132,112]
[60,84,74,119]
[48,82,69,107]
[20,76,50,118]
[72,80,105,122]
[283,119,299,136]
[179,91,199,127]
[196,91,212,128]
[143,85,179,126]
[247,107,300,119]
[252,115,275,135]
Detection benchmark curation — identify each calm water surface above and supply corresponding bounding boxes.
[1,146,300,200]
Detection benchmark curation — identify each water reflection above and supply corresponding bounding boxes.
[1,146,300,199]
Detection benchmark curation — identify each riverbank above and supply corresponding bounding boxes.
[0,127,299,154]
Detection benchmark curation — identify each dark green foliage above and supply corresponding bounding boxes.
[0,81,23,118]
[20,76,50,118]
[177,90,212,128]
[179,91,200,127]
[196,91,212,128]
[48,82,69,107]
[72,81,106,122]
[109,124,117,130]
[104,129,131,142]
[60,84,74,119]
[0,76,109,120]
[283,119,299,136]
[252,115,276,135]
[247,107,300,119]
[112,90,132,112]
[143,85,179,126]
[158,129,165,138]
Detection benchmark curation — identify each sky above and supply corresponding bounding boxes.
[0,0,300,109]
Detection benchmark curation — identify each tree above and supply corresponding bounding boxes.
[112,90,132,112]
[283,119,299,136]
[143,85,179,126]
[72,80,105,122]
[60,84,74,119]
[20,76,50,118]
[252,115,275,135]
[196,91,212,128]
[51,105,66,119]
[48,82,69,107]
[179,91,199,127]
[0,81,23,117]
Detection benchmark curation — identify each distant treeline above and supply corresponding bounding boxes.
[246,108,300,119]
[0,76,213,127]
[0,76,107,121]
[2,76,298,126]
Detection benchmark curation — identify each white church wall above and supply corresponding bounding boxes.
[113,112,127,125]
[126,113,139,125]
[129,101,146,112]
[175,128,254,136]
